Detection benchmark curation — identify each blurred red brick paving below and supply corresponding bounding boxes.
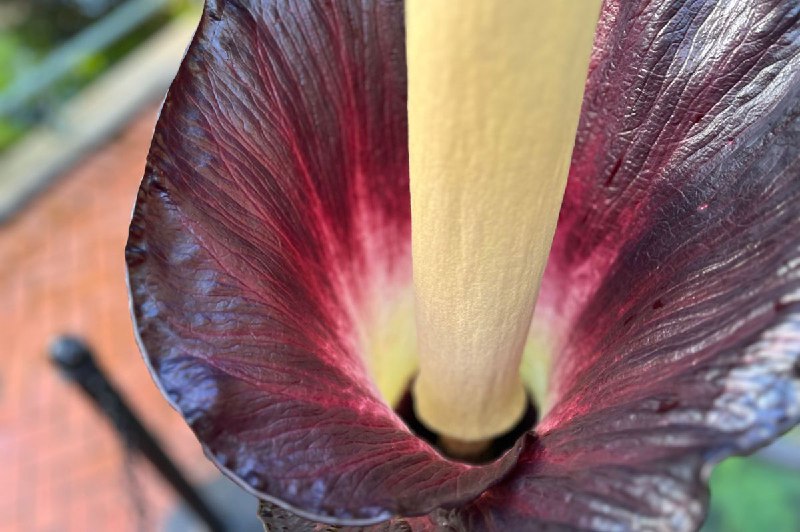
[0,110,216,532]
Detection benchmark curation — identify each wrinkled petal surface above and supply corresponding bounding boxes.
[126,0,519,525]
[129,0,800,530]
[444,0,800,529]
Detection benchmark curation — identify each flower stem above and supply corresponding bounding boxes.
[406,0,601,443]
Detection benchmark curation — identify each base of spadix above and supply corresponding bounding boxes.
[396,385,537,464]
[412,375,529,443]
[438,437,493,462]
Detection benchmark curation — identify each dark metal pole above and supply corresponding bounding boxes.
[50,336,228,532]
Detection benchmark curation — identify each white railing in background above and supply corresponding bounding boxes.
[0,0,171,119]
[0,5,199,222]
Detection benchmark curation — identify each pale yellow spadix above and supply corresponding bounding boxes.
[407,0,601,444]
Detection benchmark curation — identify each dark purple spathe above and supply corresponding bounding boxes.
[127,0,800,530]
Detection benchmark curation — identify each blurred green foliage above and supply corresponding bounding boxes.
[703,451,800,532]
[0,0,194,153]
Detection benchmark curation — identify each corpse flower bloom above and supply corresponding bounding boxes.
[126,0,800,530]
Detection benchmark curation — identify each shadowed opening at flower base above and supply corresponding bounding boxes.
[395,383,539,463]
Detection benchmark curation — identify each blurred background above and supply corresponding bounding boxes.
[0,1,262,531]
[0,1,798,531]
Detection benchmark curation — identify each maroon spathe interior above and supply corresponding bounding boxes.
[127,0,800,529]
